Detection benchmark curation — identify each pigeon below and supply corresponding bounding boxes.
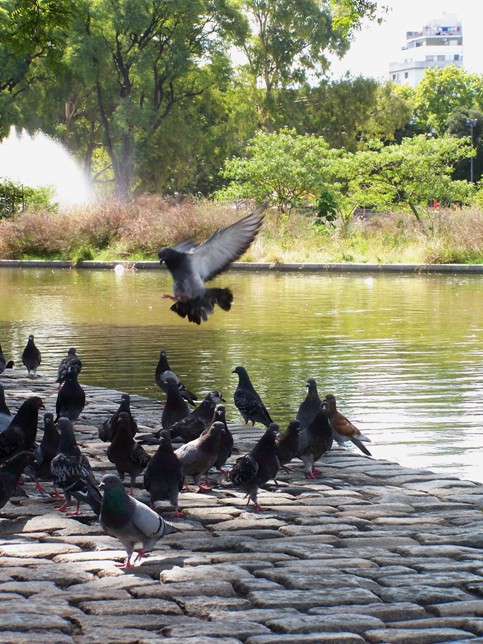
[100,473,179,568]
[31,412,61,495]
[55,365,86,422]
[210,404,233,474]
[297,378,322,430]
[0,451,37,510]
[233,366,273,427]
[174,421,223,491]
[276,419,301,468]
[298,402,333,478]
[155,350,197,405]
[229,423,280,511]
[0,383,12,432]
[56,347,82,386]
[167,391,225,442]
[0,345,6,374]
[158,209,264,324]
[161,378,191,430]
[51,417,102,516]
[107,412,150,495]
[324,393,372,457]
[0,396,44,462]
[22,334,41,378]
[98,393,138,443]
[143,430,184,516]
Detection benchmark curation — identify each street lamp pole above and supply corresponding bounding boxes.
[466,118,478,183]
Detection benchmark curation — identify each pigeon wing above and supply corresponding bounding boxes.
[188,210,264,282]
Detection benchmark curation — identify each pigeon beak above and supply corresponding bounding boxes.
[99,481,105,490]
[220,395,226,402]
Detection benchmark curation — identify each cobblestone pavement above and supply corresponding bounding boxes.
[1,372,483,644]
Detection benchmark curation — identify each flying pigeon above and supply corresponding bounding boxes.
[158,209,264,324]
[22,334,41,378]
[324,393,372,456]
[161,378,191,430]
[174,421,223,491]
[155,349,197,405]
[0,396,44,462]
[107,412,150,495]
[98,393,138,443]
[298,402,333,478]
[276,419,301,469]
[55,365,86,422]
[143,430,184,517]
[0,383,12,432]
[167,391,225,442]
[56,347,82,386]
[0,451,37,510]
[233,366,273,427]
[100,473,179,568]
[229,423,280,511]
[51,417,102,516]
[31,412,61,495]
[297,379,322,430]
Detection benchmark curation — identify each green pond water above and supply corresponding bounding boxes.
[1,266,482,482]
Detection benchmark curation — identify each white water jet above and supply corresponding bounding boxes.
[0,126,92,210]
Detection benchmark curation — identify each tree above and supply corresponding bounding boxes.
[446,108,483,183]
[237,0,381,129]
[216,129,341,212]
[63,0,247,198]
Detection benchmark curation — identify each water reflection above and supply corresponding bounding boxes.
[0,267,482,482]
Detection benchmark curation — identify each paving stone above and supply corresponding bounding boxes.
[131,580,236,598]
[0,613,73,633]
[308,602,427,623]
[160,563,253,584]
[160,620,272,638]
[78,597,182,615]
[365,627,476,643]
[0,631,75,643]
[0,543,81,558]
[378,585,474,604]
[248,588,380,609]
[428,601,483,617]
[246,634,365,643]
[177,596,251,616]
[266,613,385,635]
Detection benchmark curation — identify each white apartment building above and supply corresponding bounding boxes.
[389,14,463,87]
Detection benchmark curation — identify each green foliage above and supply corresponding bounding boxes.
[216,129,340,212]
[0,179,56,217]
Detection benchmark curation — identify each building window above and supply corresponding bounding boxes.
[405,72,408,78]
[426,55,434,61]
[454,54,460,60]
[437,55,445,61]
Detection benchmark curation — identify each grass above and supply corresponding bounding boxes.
[0,195,482,265]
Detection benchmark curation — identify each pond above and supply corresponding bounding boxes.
[0,266,482,483]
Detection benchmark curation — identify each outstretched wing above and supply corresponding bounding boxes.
[187,210,265,282]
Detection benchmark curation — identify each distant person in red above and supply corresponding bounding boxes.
[433,199,440,208]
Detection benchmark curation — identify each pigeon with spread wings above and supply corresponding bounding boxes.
[158,209,264,324]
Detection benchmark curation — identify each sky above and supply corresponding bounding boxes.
[329,0,483,80]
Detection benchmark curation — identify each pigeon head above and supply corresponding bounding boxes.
[324,394,336,411]
[307,378,318,390]
[158,247,185,270]
[22,396,45,413]
[100,473,125,492]
[67,348,77,356]
[287,419,301,434]
[28,334,35,342]
[206,391,225,405]
[158,430,173,448]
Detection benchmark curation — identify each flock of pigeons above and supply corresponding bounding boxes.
[0,337,372,568]
[0,213,372,567]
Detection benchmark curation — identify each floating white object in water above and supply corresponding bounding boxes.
[114,264,125,275]
[0,126,92,210]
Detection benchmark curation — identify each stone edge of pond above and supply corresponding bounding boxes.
[1,258,483,274]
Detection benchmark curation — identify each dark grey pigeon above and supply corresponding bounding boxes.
[100,473,179,568]
[107,412,150,495]
[210,404,233,473]
[56,347,82,386]
[55,365,86,422]
[167,390,225,442]
[161,377,191,430]
[174,421,223,491]
[276,419,301,468]
[51,417,101,516]
[32,412,61,495]
[0,451,37,510]
[0,396,44,462]
[98,393,138,443]
[143,430,184,516]
[229,423,280,512]
[0,383,12,432]
[22,334,41,378]
[0,345,6,374]
[298,402,333,479]
[233,366,273,427]
[158,209,264,324]
[296,378,322,430]
[155,350,197,405]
